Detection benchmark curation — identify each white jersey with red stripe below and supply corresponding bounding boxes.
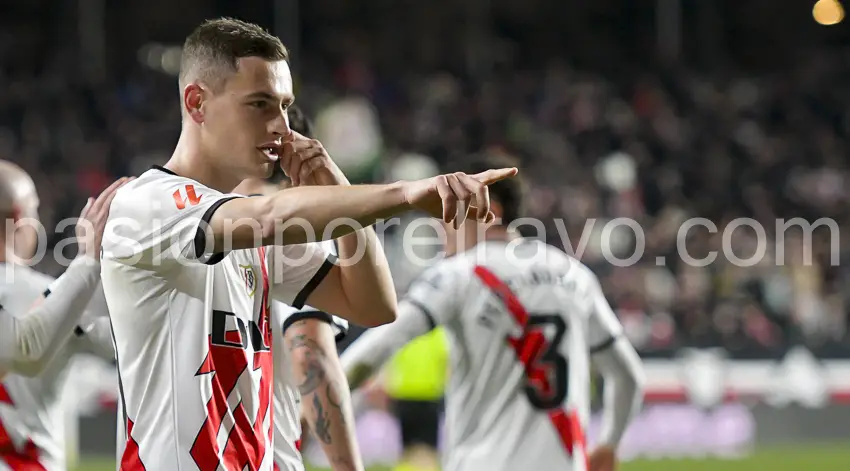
[0,264,112,471]
[348,240,624,471]
[101,166,336,471]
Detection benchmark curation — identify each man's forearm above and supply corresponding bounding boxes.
[340,302,435,390]
[289,322,365,471]
[335,228,397,325]
[263,184,408,245]
[593,338,645,448]
[0,257,101,377]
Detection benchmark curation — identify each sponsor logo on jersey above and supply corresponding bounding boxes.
[172,184,203,210]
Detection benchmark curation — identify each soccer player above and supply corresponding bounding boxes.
[0,161,126,469]
[100,17,515,471]
[340,156,645,471]
[233,105,363,471]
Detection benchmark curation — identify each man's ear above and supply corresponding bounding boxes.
[183,83,206,124]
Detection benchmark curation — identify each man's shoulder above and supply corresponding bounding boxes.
[112,167,224,210]
[409,258,464,292]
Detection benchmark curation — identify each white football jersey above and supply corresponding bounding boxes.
[101,166,336,471]
[114,298,348,471]
[368,240,623,471]
[0,263,112,471]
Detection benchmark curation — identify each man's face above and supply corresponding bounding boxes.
[196,57,294,181]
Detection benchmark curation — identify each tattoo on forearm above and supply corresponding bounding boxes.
[326,381,345,420]
[311,380,347,445]
[290,333,327,395]
[312,393,333,444]
[289,323,363,470]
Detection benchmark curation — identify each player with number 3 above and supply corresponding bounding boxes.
[341,156,645,471]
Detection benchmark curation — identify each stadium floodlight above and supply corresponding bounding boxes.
[813,0,845,25]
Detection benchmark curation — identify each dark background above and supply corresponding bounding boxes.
[4,0,850,359]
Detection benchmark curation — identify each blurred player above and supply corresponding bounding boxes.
[233,105,363,471]
[341,156,645,471]
[100,17,515,471]
[0,161,127,469]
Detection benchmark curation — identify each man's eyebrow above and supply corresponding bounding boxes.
[245,91,294,104]
[245,91,278,101]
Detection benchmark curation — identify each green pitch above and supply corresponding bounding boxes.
[72,444,850,471]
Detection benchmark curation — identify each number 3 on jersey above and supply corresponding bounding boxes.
[510,314,569,410]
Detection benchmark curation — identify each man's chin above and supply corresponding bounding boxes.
[245,161,275,179]
[260,162,275,178]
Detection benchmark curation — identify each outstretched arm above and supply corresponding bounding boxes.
[0,177,126,377]
[0,256,101,377]
[286,319,364,471]
[591,338,644,448]
[339,301,435,391]
[583,275,645,471]
[209,139,515,326]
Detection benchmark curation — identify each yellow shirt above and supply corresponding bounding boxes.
[384,327,448,401]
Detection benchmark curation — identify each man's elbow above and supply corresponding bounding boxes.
[354,304,397,328]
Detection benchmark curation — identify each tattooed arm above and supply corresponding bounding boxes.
[285,319,364,471]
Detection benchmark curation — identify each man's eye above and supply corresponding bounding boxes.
[251,101,269,109]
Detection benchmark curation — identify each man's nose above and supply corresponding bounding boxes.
[270,112,291,136]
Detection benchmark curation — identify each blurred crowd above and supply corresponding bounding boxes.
[2,0,850,358]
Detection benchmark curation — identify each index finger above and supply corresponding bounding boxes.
[470,167,518,186]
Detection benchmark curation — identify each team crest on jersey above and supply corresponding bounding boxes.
[239,264,257,297]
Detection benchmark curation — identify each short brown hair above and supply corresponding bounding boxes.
[179,17,288,91]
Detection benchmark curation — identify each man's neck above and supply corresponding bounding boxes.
[165,131,241,192]
[479,226,516,246]
[448,225,516,256]
[232,178,276,197]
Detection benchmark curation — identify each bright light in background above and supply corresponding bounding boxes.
[137,43,183,75]
[813,0,845,25]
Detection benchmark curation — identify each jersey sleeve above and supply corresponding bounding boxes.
[585,273,625,354]
[65,283,116,361]
[280,305,350,342]
[274,240,348,340]
[104,174,245,268]
[0,257,101,377]
[267,239,338,309]
[339,300,435,390]
[401,262,461,328]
